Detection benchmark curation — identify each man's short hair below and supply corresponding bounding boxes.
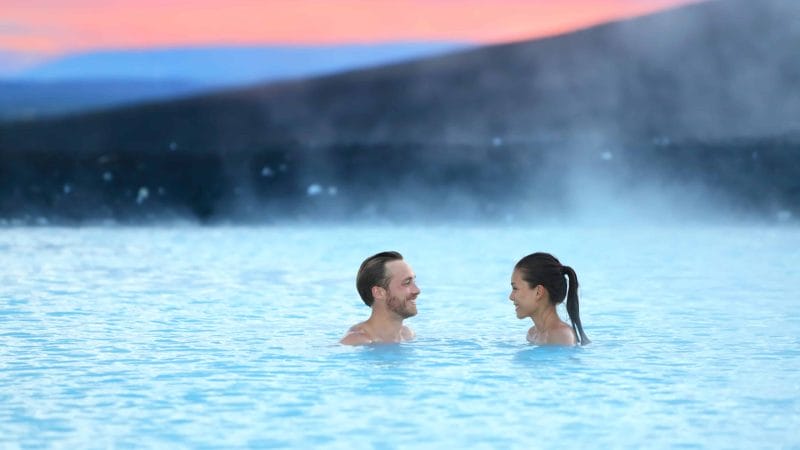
[356,251,403,306]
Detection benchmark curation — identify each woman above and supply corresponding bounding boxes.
[509,252,590,346]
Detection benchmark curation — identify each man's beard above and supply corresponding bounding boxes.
[386,293,417,318]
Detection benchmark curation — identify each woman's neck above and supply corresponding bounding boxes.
[531,306,561,332]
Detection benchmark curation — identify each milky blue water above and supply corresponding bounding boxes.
[1,225,799,449]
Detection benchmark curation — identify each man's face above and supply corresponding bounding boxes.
[383,260,420,318]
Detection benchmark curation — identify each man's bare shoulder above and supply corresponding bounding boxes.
[401,325,415,341]
[340,323,374,346]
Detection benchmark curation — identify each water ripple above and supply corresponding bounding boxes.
[1,226,798,448]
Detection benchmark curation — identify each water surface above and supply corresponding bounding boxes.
[1,225,798,448]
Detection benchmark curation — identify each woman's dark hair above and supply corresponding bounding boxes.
[356,251,403,306]
[515,252,590,345]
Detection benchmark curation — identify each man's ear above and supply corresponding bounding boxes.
[371,285,386,302]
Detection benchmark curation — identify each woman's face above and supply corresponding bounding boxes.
[509,269,543,319]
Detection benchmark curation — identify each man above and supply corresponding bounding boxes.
[340,251,420,345]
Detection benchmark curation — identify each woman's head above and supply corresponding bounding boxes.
[512,252,590,345]
[514,253,568,305]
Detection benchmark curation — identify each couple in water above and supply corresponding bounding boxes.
[340,251,590,346]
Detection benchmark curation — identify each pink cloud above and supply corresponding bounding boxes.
[1,0,703,54]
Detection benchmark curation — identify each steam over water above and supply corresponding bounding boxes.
[1,225,798,448]
[2,0,799,225]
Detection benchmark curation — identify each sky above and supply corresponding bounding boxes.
[2,0,702,56]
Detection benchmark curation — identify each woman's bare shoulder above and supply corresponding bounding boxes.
[548,324,577,346]
[526,326,537,343]
[528,324,576,346]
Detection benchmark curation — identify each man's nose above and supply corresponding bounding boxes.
[413,283,421,295]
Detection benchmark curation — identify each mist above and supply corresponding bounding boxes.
[0,0,798,226]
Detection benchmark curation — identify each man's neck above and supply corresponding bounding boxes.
[365,313,405,343]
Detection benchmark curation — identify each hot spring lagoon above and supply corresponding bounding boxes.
[1,224,798,448]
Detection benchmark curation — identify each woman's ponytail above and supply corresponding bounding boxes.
[562,266,590,345]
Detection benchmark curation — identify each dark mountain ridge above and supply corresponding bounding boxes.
[0,79,207,121]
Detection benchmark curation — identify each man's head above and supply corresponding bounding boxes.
[356,251,420,318]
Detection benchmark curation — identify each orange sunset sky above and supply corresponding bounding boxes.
[2,0,702,55]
